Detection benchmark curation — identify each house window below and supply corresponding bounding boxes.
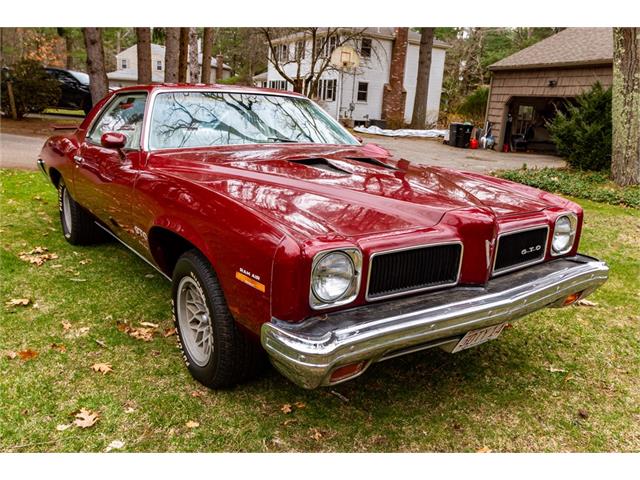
[360,38,372,58]
[315,35,339,58]
[156,60,162,71]
[316,79,337,102]
[268,80,288,90]
[295,40,305,60]
[121,58,128,69]
[357,82,368,102]
[276,44,289,63]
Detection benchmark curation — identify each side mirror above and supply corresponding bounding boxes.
[100,132,127,149]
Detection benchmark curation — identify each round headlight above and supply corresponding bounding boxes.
[552,215,575,254]
[311,252,355,303]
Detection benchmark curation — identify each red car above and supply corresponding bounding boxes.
[38,84,609,389]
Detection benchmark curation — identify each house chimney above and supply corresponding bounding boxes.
[381,27,409,128]
[216,54,224,82]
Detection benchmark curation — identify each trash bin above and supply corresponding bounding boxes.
[449,123,474,148]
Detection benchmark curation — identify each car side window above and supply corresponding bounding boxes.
[87,93,147,149]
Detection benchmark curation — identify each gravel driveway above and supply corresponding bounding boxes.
[361,134,565,172]
[0,131,564,173]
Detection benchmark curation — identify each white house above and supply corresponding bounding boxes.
[107,43,233,88]
[257,28,448,126]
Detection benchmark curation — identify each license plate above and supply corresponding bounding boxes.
[451,323,507,353]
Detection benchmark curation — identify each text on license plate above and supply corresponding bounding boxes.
[451,323,507,353]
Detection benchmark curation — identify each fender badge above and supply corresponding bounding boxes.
[236,271,265,293]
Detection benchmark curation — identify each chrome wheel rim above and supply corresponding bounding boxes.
[62,188,72,234]
[176,276,214,367]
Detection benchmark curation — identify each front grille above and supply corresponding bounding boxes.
[493,226,548,274]
[367,243,462,300]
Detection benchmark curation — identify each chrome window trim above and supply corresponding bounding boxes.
[365,241,464,302]
[309,248,363,311]
[491,225,550,277]
[550,213,578,256]
[142,87,359,152]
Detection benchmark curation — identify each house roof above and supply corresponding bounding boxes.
[489,28,613,71]
[268,28,449,49]
[115,43,232,71]
[253,71,268,81]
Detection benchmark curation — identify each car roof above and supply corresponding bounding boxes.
[113,83,305,98]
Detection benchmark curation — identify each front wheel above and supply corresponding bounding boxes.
[172,250,264,389]
[58,179,103,245]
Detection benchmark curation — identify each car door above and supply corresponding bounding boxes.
[73,92,148,241]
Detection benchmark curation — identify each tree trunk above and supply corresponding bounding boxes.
[136,27,152,84]
[82,28,108,104]
[188,28,200,83]
[164,28,180,83]
[382,27,409,128]
[178,27,189,83]
[612,28,640,186]
[201,28,214,83]
[410,27,434,129]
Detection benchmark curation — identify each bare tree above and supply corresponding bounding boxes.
[136,27,152,84]
[410,28,434,129]
[82,28,108,103]
[178,27,189,83]
[259,27,367,97]
[201,28,215,83]
[164,28,180,82]
[188,28,200,82]
[612,28,640,186]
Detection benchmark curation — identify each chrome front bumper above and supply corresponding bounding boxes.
[261,255,609,389]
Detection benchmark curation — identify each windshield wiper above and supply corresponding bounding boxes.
[267,136,298,143]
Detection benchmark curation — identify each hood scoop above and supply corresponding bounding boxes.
[346,157,398,170]
[289,158,351,175]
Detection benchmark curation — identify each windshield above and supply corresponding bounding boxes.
[148,91,358,149]
[69,70,90,85]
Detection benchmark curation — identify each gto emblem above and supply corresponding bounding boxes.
[521,245,542,255]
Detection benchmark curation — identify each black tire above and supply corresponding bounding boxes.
[172,249,265,389]
[58,179,103,245]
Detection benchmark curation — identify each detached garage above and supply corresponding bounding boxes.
[485,28,613,152]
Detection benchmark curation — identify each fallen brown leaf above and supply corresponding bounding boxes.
[547,366,567,373]
[185,420,200,428]
[73,408,99,428]
[578,409,589,419]
[310,428,323,441]
[477,446,492,453]
[163,327,177,337]
[294,402,306,409]
[6,351,18,360]
[17,349,38,361]
[91,363,113,375]
[5,298,30,307]
[128,327,155,342]
[56,424,72,432]
[190,390,204,398]
[18,247,59,266]
[576,299,598,307]
[79,259,92,265]
[61,320,72,331]
[139,321,159,328]
[50,343,67,353]
[105,440,124,452]
[280,404,292,414]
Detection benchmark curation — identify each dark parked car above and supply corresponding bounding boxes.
[45,67,93,114]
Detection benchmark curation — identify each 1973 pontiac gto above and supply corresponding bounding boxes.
[38,84,609,389]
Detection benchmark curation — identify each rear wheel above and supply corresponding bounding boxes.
[172,249,264,388]
[57,179,103,245]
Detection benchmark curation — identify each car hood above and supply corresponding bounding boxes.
[148,144,551,239]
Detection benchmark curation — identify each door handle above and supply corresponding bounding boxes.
[73,155,84,165]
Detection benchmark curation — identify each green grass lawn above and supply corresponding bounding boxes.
[1,169,639,452]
